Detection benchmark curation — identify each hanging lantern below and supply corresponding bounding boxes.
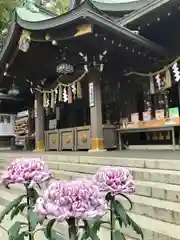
[8,84,20,96]
[56,63,74,75]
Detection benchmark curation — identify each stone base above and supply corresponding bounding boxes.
[88,149,107,153]
[89,137,106,152]
[35,140,45,152]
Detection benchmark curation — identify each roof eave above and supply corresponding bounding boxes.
[15,2,167,56]
[118,0,172,26]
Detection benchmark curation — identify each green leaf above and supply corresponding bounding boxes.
[43,227,59,240]
[113,200,128,227]
[0,195,25,223]
[28,208,38,231]
[14,231,27,240]
[78,230,89,240]
[89,219,103,232]
[44,219,56,239]
[8,221,21,240]
[127,215,144,239]
[10,203,27,220]
[50,229,59,240]
[83,220,100,240]
[119,194,133,210]
[113,230,126,240]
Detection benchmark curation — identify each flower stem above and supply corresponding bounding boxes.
[26,186,34,240]
[67,218,77,240]
[110,196,115,240]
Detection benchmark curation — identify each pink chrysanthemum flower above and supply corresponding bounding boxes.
[93,166,135,195]
[1,157,52,188]
[34,179,107,222]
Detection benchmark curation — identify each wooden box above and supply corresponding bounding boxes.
[44,130,58,151]
[59,128,74,150]
[74,126,91,150]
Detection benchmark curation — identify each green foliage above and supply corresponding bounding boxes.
[44,218,56,239]
[0,0,21,31]
[113,199,144,239]
[15,231,27,240]
[113,230,126,240]
[80,220,101,240]
[10,203,27,220]
[126,215,144,239]
[8,221,21,240]
[43,0,69,15]
[113,200,128,227]
[0,195,25,223]
[27,208,38,231]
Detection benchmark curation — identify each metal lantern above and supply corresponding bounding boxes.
[8,85,20,96]
[56,62,74,75]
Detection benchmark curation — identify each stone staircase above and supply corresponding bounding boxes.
[0,152,180,239]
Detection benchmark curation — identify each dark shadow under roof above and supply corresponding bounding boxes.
[117,0,178,26]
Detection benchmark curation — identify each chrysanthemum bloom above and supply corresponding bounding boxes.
[93,166,135,195]
[1,157,52,188]
[34,179,107,222]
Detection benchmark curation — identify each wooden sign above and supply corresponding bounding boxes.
[89,82,95,107]
[75,24,92,37]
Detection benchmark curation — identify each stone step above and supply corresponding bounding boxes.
[2,153,180,171]
[1,176,180,226]
[47,161,180,185]
[1,163,180,204]
[122,194,180,225]
[42,169,180,203]
[0,188,180,240]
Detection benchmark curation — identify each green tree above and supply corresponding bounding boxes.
[43,0,69,15]
[0,0,21,30]
[0,0,21,50]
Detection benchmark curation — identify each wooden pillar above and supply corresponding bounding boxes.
[27,109,33,136]
[34,91,44,151]
[88,68,106,152]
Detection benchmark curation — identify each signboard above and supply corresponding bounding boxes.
[75,24,92,37]
[131,113,139,123]
[168,107,179,118]
[0,115,15,136]
[34,100,37,118]
[155,109,164,120]
[89,82,95,107]
[143,111,151,121]
[49,119,57,130]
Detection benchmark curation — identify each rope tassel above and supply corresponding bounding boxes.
[68,86,72,104]
[58,85,62,102]
[43,92,47,108]
[51,92,54,108]
[77,81,82,99]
